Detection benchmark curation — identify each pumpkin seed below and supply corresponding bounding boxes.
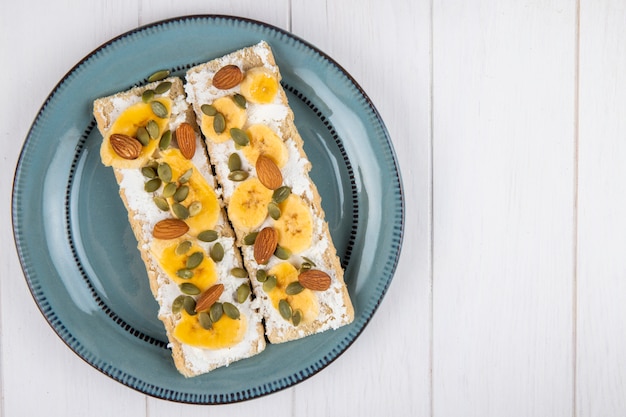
[159,130,172,150]
[146,120,159,139]
[302,256,317,267]
[244,232,258,245]
[144,178,161,192]
[285,281,305,295]
[201,104,217,116]
[157,162,172,182]
[268,202,281,220]
[256,269,268,282]
[228,170,249,181]
[232,93,247,109]
[172,203,189,219]
[198,230,218,242]
[173,185,189,202]
[188,201,202,217]
[198,311,212,329]
[148,69,170,82]
[223,302,240,320]
[182,295,196,315]
[292,309,303,326]
[272,186,291,203]
[155,81,172,94]
[210,243,224,262]
[178,168,193,183]
[153,196,169,211]
[180,282,200,295]
[300,262,313,272]
[230,128,249,146]
[171,295,185,313]
[186,251,204,269]
[236,283,251,303]
[176,268,194,279]
[213,112,226,133]
[162,182,177,198]
[274,245,292,260]
[142,89,155,103]
[141,166,157,178]
[263,274,277,292]
[278,299,292,320]
[136,126,150,146]
[231,267,248,278]
[151,100,168,118]
[175,240,192,256]
[228,153,242,171]
[209,302,223,323]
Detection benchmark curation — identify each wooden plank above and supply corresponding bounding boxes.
[577,1,626,416]
[432,1,576,416]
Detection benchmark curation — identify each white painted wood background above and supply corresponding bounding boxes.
[1,0,624,416]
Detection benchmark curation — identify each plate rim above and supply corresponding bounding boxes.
[11,14,405,404]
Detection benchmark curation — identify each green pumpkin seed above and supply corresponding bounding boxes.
[198,230,218,242]
[146,120,159,139]
[209,302,223,323]
[210,243,224,262]
[142,89,155,103]
[231,267,248,278]
[201,104,217,116]
[278,299,292,320]
[180,282,200,295]
[172,203,189,219]
[175,240,192,256]
[162,182,177,198]
[230,127,249,146]
[213,112,225,133]
[285,281,305,295]
[178,168,193,183]
[268,202,281,220]
[228,153,242,171]
[186,251,204,269]
[223,302,240,320]
[141,166,157,178]
[263,274,277,292]
[182,295,196,315]
[302,256,317,267]
[300,262,313,272]
[148,69,170,82]
[274,245,292,260]
[159,130,172,150]
[171,295,185,313]
[236,283,251,303]
[232,93,247,109]
[188,201,202,217]
[292,309,303,326]
[272,186,291,203]
[256,269,268,282]
[153,196,170,211]
[144,178,162,192]
[151,100,168,118]
[198,311,212,329]
[155,81,172,94]
[136,126,150,146]
[173,185,189,202]
[228,170,249,181]
[176,268,194,279]
[244,232,258,245]
[157,162,172,182]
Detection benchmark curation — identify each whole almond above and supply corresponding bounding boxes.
[153,218,189,239]
[195,283,224,312]
[298,270,332,291]
[254,226,278,265]
[212,65,243,89]
[176,122,196,159]
[110,133,142,160]
[256,154,283,190]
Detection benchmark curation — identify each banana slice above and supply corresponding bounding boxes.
[266,262,318,324]
[228,177,273,232]
[200,96,247,143]
[240,67,279,104]
[242,124,289,168]
[173,310,248,349]
[273,194,313,254]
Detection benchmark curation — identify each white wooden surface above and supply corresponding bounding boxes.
[1,1,624,416]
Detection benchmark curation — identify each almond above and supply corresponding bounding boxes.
[152,218,189,239]
[109,133,142,160]
[195,283,224,312]
[254,226,278,265]
[256,154,283,190]
[212,65,243,90]
[298,270,332,291]
[176,122,196,159]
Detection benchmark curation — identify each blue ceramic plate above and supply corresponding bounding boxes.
[12,15,403,404]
